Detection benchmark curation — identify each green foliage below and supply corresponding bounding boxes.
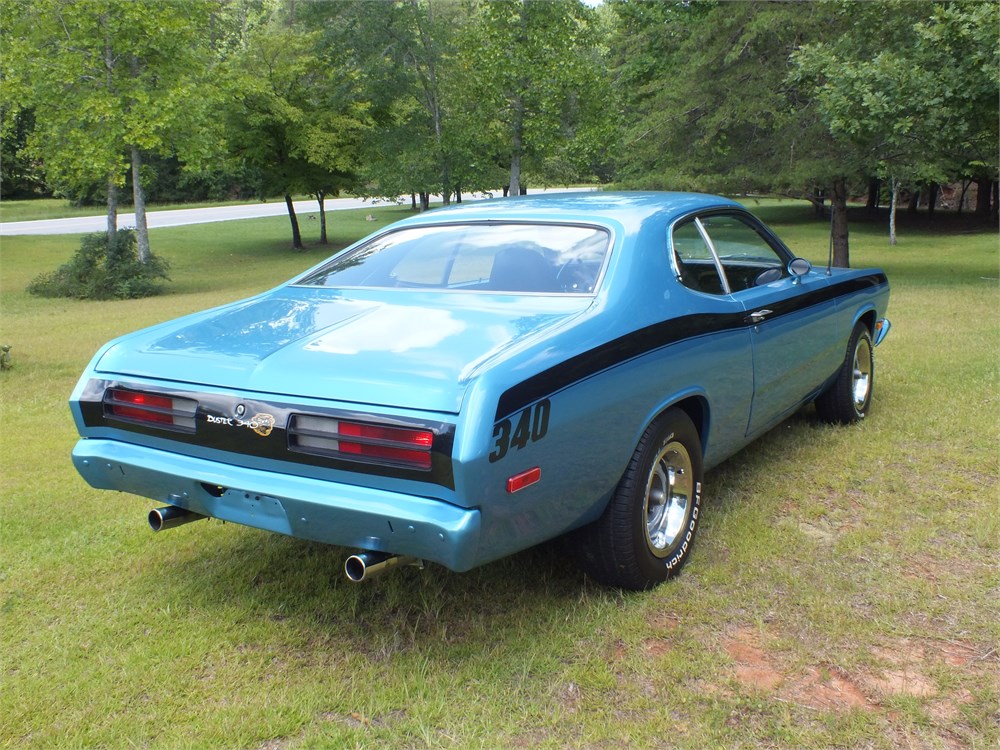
[3,0,218,194]
[0,210,997,748]
[611,0,836,193]
[27,229,169,300]
[792,0,1000,185]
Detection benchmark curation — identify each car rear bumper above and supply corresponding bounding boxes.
[72,439,481,571]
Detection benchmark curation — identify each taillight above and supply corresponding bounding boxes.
[104,388,197,431]
[289,415,434,470]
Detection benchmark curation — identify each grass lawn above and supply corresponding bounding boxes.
[1,202,997,748]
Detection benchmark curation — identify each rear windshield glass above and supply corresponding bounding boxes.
[297,223,611,294]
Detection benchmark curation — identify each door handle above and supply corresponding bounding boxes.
[746,309,773,324]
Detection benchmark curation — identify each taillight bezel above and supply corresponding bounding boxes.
[103,388,198,433]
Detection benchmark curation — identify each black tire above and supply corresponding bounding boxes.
[815,323,875,424]
[573,409,704,591]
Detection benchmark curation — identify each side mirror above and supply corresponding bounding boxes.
[788,258,812,284]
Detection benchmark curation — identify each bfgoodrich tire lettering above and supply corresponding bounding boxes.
[573,408,704,590]
[816,323,874,424]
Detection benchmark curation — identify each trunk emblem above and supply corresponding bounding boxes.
[246,413,275,437]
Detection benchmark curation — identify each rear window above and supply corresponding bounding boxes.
[297,223,611,294]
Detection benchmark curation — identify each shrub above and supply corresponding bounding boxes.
[28,229,170,300]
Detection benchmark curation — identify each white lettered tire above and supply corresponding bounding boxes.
[573,409,704,590]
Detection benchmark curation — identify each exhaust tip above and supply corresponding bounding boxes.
[148,505,205,532]
[344,552,422,583]
[344,554,373,583]
[148,507,168,532]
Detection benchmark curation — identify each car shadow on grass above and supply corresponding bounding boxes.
[134,405,841,658]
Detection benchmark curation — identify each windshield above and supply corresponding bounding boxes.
[297,222,611,294]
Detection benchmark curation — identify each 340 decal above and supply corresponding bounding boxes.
[490,399,550,463]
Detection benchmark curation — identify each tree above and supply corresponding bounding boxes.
[1,0,216,260]
[221,18,369,248]
[793,0,1000,244]
[0,109,48,199]
[610,1,875,261]
[464,0,609,195]
[303,0,499,206]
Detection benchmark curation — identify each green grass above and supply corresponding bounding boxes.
[1,202,997,748]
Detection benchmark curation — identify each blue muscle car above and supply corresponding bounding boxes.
[69,192,891,590]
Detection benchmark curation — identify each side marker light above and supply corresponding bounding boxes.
[507,467,541,494]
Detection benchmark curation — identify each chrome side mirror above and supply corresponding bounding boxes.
[788,257,812,284]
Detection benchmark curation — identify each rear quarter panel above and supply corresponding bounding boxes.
[450,217,756,566]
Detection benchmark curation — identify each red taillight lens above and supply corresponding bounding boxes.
[104,388,197,431]
[109,391,174,423]
[336,422,434,469]
[289,415,435,470]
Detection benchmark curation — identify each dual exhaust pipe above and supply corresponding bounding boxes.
[148,505,421,582]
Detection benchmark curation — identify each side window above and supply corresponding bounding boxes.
[698,215,788,291]
[672,219,726,295]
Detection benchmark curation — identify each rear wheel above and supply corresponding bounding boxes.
[816,323,874,424]
[573,409,704,590]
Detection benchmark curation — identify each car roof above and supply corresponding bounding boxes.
[393,191,744,232]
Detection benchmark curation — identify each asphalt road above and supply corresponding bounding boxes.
[0,188,594,236]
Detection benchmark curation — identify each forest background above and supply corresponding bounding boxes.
[2,0,998,267]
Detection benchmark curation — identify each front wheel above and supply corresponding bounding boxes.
[816,323,874,424]
[573,409,704,591]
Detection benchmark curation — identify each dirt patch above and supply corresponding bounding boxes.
[723,627,871,712]
[785,667,870,711]
[720,627,996,733]
[647,611,679,632]
[642,637,672,657]
[724,629,784,691]
[558,681,583,714]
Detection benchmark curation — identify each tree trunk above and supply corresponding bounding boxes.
[131,145,150,263]
[908,187,921,213]
[411,193,417,210]
[284,193,304,249]
[315,191,327,244]
[419,192,430,211]
[509,92,524,199]
[103,30,116,256]
[926,183,938,216]
[810,188,826,218]
[106,176,118,252]
[888,177,899,246]
[957,180,969,215]
[866,178,880,213]
[992,180,999,223]
[830,177,850,268]
[974,178,991,216]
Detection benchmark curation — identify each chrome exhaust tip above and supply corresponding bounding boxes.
[148,505,206,532]
[344,551,422,582]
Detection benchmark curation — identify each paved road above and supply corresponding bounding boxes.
[0,188,594,236]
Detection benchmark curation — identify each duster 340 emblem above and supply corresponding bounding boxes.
[206,412,276,437]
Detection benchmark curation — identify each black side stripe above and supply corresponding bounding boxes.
[494,273,887,421]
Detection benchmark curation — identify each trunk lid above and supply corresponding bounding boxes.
[95,288,589,414]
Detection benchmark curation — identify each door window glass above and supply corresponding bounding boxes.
[672,220,726,295]
[698,215,788,291]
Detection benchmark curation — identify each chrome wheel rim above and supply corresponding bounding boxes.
[852,336,873,411]
[644,440,694,558]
